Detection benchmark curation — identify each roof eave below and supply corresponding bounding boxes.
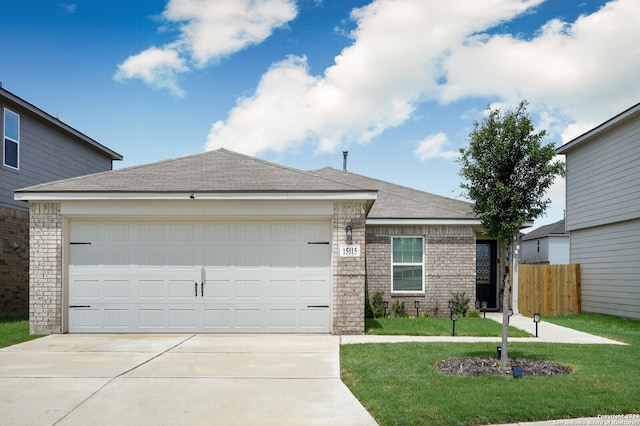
[14,191,378,202]
[556,102,640,154]
[366,218,481,226]
[1,87,123,161]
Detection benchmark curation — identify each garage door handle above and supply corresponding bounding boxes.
[307,305,329,308]
[195,281,198,297]
[201,282,204,297]
[70,305,91,308]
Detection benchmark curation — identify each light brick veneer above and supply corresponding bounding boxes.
[29,202,63,334]
[332,201,367,334]
[365,225,476,317]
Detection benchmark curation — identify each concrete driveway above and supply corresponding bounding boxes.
[0,334,377,426]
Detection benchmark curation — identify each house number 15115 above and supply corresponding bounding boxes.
[340,245,360,257]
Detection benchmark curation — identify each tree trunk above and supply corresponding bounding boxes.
[500,238,512,373]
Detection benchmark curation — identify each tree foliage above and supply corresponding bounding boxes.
[457,100,565,371]
[458,100,565,243]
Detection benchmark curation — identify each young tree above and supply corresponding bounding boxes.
[457,100,565,372]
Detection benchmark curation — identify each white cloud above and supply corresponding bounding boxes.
[114,46,188,97]
[442,0,640,135]
[207,0,545,154]
[207,0,640,160]
[114,0,297,95]
[414,133,459,161]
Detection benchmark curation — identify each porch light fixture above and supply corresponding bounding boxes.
[414,300,420,317]
[533,312,541,337]
[512,365,523,378]
[345,225,353,243]
[481,301,488,318]
[383,300,389,318]
[450,310,458,336]
[12,242,20,251]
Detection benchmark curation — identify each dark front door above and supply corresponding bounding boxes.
[476,241,497,310]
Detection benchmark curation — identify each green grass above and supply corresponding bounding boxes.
[366,317,532,337]
[343,314,640,426]
[0,313,43,348]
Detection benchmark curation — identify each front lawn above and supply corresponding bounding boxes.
[343,314,640,426]
[366,317,532,337]
[0,313,42,348]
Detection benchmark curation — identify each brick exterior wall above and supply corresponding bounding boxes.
[365,225,476,317]
[332,201,367,334]
[29,202,63,334]
[0,206,30,314]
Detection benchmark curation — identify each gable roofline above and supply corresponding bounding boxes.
[522,218,568,241]
[556,102,640,154]
[15,149,379,202]
[0,86,122,161]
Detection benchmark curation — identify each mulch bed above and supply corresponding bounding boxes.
[434,357,573,377]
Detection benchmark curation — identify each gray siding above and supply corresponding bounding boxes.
[521,237,549,264]
[1,105,114,211]
[571,219,640,320]
[565,119,640,231]
[548,236,570,264]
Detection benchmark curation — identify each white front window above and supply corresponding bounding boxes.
[391,236,425,292]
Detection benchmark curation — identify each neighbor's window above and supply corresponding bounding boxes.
[3,108,19,169]
[392,236,424,292]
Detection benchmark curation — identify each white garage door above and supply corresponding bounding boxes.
[68,220,332,333]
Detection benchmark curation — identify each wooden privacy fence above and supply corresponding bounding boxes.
[518,264,581,317]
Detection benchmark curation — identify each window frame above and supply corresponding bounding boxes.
[3,108,20,170]
[390,236,425,293]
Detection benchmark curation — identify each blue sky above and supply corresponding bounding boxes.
[2,0,639,230]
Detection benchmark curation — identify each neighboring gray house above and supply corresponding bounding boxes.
[556,102,640,320]
[16,149,504,335]
[1,86,122,314]
[520,219,569,264]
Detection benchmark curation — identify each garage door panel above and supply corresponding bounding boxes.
[103,280,129,299]
[203,280,232,299]
[138,279,166,299]
[270,309,297,328]
[203,308,232,329]
[300,309,330,330]
[138,309,166,329]
[169,309,197,328]
[235,309,261,328]
[100,223,130,241]
[234,280,262,299]
[69,220,331,333]
[270,280,296,299]
[300,279,330,299]
[70,308,101,329]
[70,279,101,299]
[169,280,198,299]
[103,309,130,328]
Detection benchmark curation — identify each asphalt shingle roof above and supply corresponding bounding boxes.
[311,167,475,220]
[522,219,567,240]
[18,149,477,221]
[17,149,372,194]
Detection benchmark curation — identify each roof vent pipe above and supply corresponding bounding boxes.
[342,151,348,171]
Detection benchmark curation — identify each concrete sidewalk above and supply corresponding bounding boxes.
[0,334,377,426]
[341,312,626,345]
